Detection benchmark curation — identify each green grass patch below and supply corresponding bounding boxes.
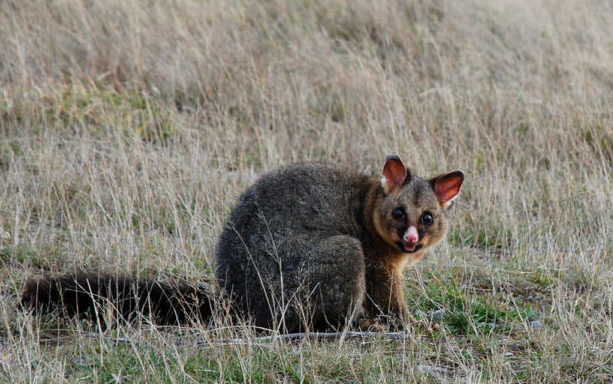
[410,272,542,335]
[0,244,67,271]
[36,85,176,142]
[55,337,415,383]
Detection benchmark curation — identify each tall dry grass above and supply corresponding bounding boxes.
[0,0,612,382]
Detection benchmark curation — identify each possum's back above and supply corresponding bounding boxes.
[227,163,369,237]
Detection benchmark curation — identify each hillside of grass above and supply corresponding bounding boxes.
[1,0,612,382]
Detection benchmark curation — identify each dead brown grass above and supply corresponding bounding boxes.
[1,0,612,382]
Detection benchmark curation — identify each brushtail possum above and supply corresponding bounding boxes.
[22,155,463,332]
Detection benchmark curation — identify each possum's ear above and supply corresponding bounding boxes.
[381,155,410,193]
[431,171,464,208]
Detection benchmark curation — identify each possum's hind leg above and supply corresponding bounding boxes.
[277,234,366,332]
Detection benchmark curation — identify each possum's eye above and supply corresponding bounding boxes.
[391,208,406,220]
[421,212,434,225]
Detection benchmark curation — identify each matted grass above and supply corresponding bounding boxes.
[1,0,612,382]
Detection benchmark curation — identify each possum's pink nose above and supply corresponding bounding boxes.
[404,226,419,245]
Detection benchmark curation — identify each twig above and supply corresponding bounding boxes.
[38,330,413,347]
[198,331,412,345]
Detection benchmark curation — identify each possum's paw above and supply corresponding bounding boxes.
[360,317,390,332]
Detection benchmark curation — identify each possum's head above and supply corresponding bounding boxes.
[372,155,464,256]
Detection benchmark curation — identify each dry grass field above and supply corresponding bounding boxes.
[1,0,612,382]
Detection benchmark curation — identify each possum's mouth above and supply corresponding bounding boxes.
[398,241,423,254]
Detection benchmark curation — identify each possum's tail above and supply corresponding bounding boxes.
[21,273,216,327]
